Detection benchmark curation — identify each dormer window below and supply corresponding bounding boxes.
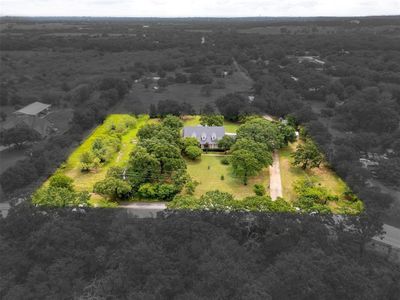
[191,132,197,138]
[211,133,216,141]
[201,133,207,141]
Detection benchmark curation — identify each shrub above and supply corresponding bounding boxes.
[220,175,224,180]
[80,151,100,172]
[48,173,74,191]
[167,195,198,210]
[183,137,199,148]
[32,187,90,207]
[253,184,266,196]
[185,180,199,195]
[138,183,158,198]
[293,178,337,213]
[343,187,359,202]
[220,157,230,165]
[184,146,202,160]
[167,191,295,212]
[200,115,224,126]
[93,177,132,200]
[218,136,236,151]
[156,184,178,200]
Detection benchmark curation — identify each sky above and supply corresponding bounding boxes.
[1,0,399,17]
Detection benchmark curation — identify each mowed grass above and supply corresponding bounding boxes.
[182,115,240,133]
[186,154,269,198]
[60,114,149,192]
[279,141,354,213]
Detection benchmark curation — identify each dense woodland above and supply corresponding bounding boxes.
[1,206,399,299]
[1,17,400,298]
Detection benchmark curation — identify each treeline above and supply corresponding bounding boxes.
[0,30,200,52]
[0,206,399,299]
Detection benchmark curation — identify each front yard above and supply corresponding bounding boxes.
[186,154,269,198]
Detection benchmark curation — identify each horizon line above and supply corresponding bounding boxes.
[1,14,399,19]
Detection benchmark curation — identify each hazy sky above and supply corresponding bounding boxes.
[1,0,399,17]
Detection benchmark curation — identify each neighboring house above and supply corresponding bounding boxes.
[14,101,51,118]
[183,126,225,149]
[0,101,53,137]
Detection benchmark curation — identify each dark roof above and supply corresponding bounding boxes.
[14,102,51,116]
[183,126,225,145]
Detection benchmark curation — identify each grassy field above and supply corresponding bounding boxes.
[279,141,360,213]
[186,154,269,198]
[58,114,149,194]
[182,115,241,132]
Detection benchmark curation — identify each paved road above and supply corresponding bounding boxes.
[119,202,167,218]
[269,150,283,201]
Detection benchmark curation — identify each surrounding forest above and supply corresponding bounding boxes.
[1,16,400,298]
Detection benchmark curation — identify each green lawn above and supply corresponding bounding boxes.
[186,154,269,198]
[182,115,240,133]
[57,114,149,193]
[279,141,360,213]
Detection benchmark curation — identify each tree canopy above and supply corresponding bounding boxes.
[0,126,41,148]
[230,149,263,185]
[236,118,285,150]
[292,139,324,169]
[200,114,224,126]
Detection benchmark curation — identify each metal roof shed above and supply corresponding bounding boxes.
[14,102,51,116]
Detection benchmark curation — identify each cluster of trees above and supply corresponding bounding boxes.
[93,167,132,201]
[80,135,120,171]
[149,99,195,117]
[182,137,202,160]
[32,173,90,207]
[127,116,189,200]
[1,205,398,299]
[92,116,191,201]
[215,93,255,121]
[199,114,224,126]
[79,115,136,172]
[72,77,130,131]
[228,118,296,184]
[169,190,294,212]
[292,138,324,169]
[293,178,363,214]
[0,125,42,149]
[0,133,78,195]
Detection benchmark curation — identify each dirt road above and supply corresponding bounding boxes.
[269,150,283,200]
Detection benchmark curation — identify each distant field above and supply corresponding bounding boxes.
[279,141,361,214]
[186,154,269,198]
